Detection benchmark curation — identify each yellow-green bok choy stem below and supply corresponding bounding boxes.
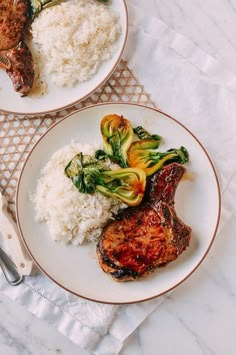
[97,168,146,206]
[65,153,146,206]
[98,114,134,168]
[127,140,189,176]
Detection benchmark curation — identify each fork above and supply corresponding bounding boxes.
[0,246,23,285]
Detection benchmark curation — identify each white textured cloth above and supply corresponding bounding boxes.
[0,271,164,354]
[1,1,236,354]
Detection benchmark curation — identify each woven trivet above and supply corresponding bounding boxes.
[0,60,156,217]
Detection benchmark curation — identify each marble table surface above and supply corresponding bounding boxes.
[1,1,236,354]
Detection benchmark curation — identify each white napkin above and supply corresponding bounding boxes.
[0,268,165,354]
[1,2,236,355]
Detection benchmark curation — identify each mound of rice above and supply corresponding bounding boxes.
[31,0,121,87]
[32,142,123,245]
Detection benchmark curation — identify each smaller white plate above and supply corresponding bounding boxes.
[16,103,221,304]
[0,1,128,115]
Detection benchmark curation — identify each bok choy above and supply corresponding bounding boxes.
[127,140,189,176]
[29,0,63,19]
[98,114,134,168]
[133,126,162,144]
[65,153,146,206]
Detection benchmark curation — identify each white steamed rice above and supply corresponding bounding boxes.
[31,0,121,87]
[32,142,123,245]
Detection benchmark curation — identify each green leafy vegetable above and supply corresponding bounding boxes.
[29,0,63,19]
[65,115,190,205]
[65,152,146,206]
[64,153,104,193]
[133,126,162,145]
[100,114,134,168]
[97,168,146,206]
[95,149,108,161]
[127,140,189,176]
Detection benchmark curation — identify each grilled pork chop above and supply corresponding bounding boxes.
[0,41,34,95]
[0,0,29,51]
[0,0,34,95]
[97,163,191,281]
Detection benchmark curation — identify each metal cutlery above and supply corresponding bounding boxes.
[0,246,23,285]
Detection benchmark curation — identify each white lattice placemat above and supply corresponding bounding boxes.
[0,60,156,217]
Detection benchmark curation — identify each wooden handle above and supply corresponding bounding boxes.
[0,195,34,275]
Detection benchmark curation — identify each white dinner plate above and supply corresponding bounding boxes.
[16,103,221,304]
[0,1,128,115]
